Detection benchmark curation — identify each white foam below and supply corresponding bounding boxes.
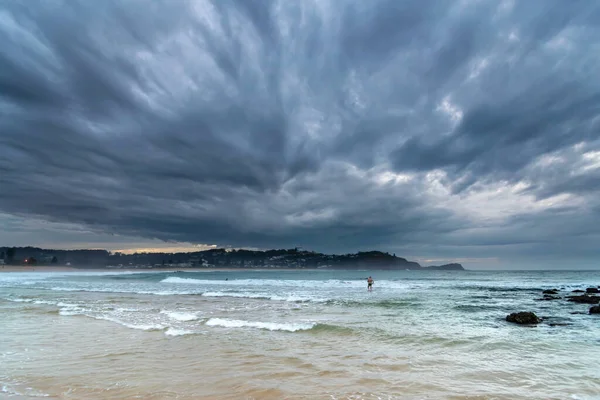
[48,287,197,296]
[3,297,33,303]
[205,318,315,332]
[56,302,78,308]
[92,315,165,331]
[33,300,57,305]
[164,328,195,337]
[0,384,49,397]
[201,291,323,303]
[160,311,199,321]
[59,308,84,316]
[162,277,359,288]
[202,291,271,299]
[161,277,413,290]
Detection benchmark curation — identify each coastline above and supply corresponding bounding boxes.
[0,266,324,273]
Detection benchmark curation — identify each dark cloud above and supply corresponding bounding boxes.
[1,0,599,267]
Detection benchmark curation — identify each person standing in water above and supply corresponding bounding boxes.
[367,276,374,291]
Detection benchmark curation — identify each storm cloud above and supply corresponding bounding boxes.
[1,0,600,268]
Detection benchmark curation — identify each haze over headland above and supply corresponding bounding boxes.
[1,1,600,270]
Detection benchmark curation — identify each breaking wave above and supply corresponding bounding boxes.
[204,318,316,332]
[160,311,199,321]
[164,328,195,337]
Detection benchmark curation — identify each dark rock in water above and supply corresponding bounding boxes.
[536,295,561,301]
[586,287,600,294]
[567,295,600,304]
[542,316,572,326]
[590,306,600,314]
[543,289,559,295]
[572,289,585,293]
[570,311,587,315]
[506,312,541,324]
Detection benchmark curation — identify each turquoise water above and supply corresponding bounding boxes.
[1,269,599,399]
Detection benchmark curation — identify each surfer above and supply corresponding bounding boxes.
[367,276,374,291]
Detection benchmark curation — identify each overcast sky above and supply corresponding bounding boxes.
[1,0,599,269]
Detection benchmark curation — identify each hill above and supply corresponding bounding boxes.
[0,246,465,270]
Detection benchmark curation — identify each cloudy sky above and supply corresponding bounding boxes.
[1,0,599,269]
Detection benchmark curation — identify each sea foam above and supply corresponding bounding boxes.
[160,276,414,290]
[205,318,315,332]
[160,310,199,321]
[201,291,315,302]
[164,328,195,337]
[161,277,360,288]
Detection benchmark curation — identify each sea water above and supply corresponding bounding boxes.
[1,269,599,399]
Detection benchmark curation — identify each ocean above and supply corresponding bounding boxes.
[1,269,599,399]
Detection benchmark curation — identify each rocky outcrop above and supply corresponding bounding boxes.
[572,289,585,293]
[567,295,600,304]
[586,287,599,294]
[590,306,600,314]
[424,263,465,271]
[506,312,541,324]
[543,289,558,295]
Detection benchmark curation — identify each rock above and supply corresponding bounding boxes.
[590,306,600,314]
[567,295,600,304]
[570,311,587,315]
[572,289,585,293]
[542,289,559,295]
[542,316,571,326]
[586,287,600,294]
[536,295,561,301]
[506,312,541,324]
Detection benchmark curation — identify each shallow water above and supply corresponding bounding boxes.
[1,269,599,399]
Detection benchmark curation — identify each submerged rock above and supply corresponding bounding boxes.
[542,316,572,327]
[567,295,600,304]
[542,289,559,295]
[506,312,541,324]
[572,289,585,293]
[536,295,561,301]
[590,306,600,314]
[586,287,600,294]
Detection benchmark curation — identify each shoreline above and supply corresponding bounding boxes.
[0,266,326,273]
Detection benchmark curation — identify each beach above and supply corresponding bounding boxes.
[1,269,600,399]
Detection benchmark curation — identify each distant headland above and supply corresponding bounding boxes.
[0,246,465,271]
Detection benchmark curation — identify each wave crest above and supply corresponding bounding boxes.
[205,318,316,332]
